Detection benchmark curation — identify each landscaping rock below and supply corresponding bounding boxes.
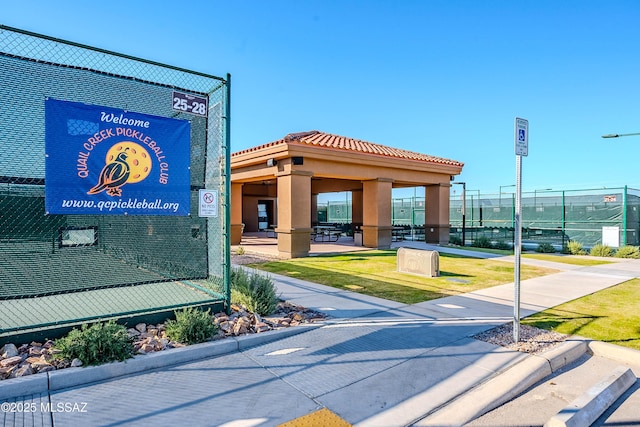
[0,300,327,382]
[13,364,33,378]
[1,343,18,358]
[473,323,569,354]
[0,356,22,368]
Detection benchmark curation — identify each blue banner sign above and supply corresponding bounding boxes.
[45,99,191,215]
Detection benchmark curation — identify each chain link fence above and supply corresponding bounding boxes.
[0,25,230,342]
[450,187,640,249]
[318,186,639,249]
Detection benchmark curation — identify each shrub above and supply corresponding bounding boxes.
[231,268,279,316]
[493,240,511,250]
[615,245,640,259]
[564,240,586,255]
[536,243,556,253]
[54,321,134,366]
[449,235,463,246]
[165,307,217,345]
[472,235,493,248]
[590,244,613,257]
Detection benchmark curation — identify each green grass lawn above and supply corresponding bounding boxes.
[249,249,559,304]
[522,278,640,351]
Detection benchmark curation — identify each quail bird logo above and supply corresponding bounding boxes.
[88,149,131,196]
[87,142,152,197]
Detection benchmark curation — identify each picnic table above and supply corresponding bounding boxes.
[392,226,410,242]
[311,226,341,242]
[265,225,278,238]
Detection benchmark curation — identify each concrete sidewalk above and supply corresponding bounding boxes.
[2,245,640,426]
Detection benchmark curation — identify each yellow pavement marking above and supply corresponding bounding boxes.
[277,408,352,427]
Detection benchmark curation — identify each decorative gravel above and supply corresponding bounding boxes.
[473,323,569,354]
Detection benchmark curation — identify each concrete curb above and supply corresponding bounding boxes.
[588,339,640,364]
[0,324,320,401]
[417,339,588,426]
[539,339,640,427]
[545,366,636,427]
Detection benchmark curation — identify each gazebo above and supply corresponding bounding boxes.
[230,131,464,258]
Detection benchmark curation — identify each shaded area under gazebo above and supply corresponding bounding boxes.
[231,131,463,258]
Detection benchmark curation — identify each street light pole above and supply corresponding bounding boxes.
[602,131,640,247]
[533,188,553,208]
[467,189,480,230]
[602,133,640,138]
[499,184,516,208]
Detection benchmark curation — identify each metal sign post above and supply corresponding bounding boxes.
[514,117,528,343]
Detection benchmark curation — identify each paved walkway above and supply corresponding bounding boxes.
[2,244,640,426]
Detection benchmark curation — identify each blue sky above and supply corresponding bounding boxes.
[3,1,640,197]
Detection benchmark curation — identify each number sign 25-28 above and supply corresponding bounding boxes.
[172,91,208,117]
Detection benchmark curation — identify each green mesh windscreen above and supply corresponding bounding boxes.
[450,188,639,248]
[0,26,229,337]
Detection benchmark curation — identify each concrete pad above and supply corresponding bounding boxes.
[413,293,514,320]
[0,374,48,401]
[236,323,321,350]
[320,341,526,427]
[418,355,551,426]
[447,338,530,372]
[500,256,582,271]
[375,304,510,337]
[581,262,640,277]
[545,366,636,427]
[49,352,320,427]
[264,271,406,319]
[245,321,451,399]
[0,393,52,427]
[0,326,316,401]
[419,339,587,426]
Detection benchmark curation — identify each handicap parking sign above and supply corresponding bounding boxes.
[514,118,528,156]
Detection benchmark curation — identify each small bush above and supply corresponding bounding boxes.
[449,235,463,246]
[564,240,587,255]
[536,243,556,253]
[165,307,217,345]
[54,321,134,366]
[472,235,493,248]
[615,245,640,259]
[590,244,613,257]
[231,268,279,316]
[493,240,511,250]
[236,246,245,255]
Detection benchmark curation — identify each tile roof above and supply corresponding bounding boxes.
[232,130,464,167]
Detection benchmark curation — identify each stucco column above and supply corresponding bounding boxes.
[230,182,244,245]
[276,170,312,258]
[351,189,363,228]
[425,183,451,245]
[362,179,393,248]
[311,194,318,225]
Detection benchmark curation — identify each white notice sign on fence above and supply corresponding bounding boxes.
[198,189,218,217]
